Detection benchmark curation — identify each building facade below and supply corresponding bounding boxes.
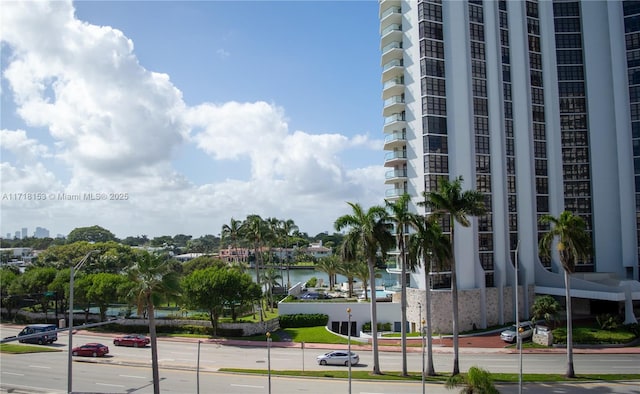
[381,0,640,329]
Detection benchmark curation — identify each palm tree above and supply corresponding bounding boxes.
[385,193,415,376]
[126,252,181,394]
[261,267,282,312]
[316,255,340,290]
[335,202,395,375]
[408,214,451,376]
[538,210,592,378]
[418,176,486,376]
[335,259,361,298]
[221,218,243,266]
[280,219,299,288]
[242,215,266,304]
[445,365,499,394]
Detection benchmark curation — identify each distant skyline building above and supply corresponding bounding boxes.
[380,0,639,331]
[34,227,50,238]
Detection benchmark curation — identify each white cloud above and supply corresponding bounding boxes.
[0,129,50,161]
[216,48,230,59]
[0,0,385,238]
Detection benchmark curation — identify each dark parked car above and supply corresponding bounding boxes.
[113,334,150,347]
[72,343,109,357]
[18,324,58,345]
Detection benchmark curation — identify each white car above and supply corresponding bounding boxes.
[500,322,535,343]
[316,351,359,366]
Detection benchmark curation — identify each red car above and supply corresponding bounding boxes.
[113,334,150,348]
[72,343,109,357]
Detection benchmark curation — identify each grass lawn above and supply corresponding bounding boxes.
[0,343,61,354]
[219,368,640,383]
[282,326,350,345]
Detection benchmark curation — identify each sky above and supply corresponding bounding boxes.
[0,0,386,239]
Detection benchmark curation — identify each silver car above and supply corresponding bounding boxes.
[316,351,359,366]
[500,321,535,343]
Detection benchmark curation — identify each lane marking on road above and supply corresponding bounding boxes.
[96,383,125,388]
[2,372,24,376]
[119,374,146,379]
[28,365,51,369]
[231,384,264,388]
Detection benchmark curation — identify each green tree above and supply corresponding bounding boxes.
[0,268,20,320]
[15,266,57,316]
[335,202,394,375]
[126,252,181,394]
[85,273,128,321]
[445,366,499,394]
[181,267,262,334]
[538,210,592,378]
[335,259,360,298]
[279,218,299,287]
[67,225,117,243]
[385,193,416,376]
[419,176,486,376]
[182,256,225,276]
[242,214,269,320]
[408,214,451,376]
[531,295,561,328]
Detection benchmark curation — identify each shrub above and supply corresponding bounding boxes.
[362,321,392,332]
[624,322,640,338]
[305,277,318,287]
[596,313,622,331]
[279,313,328,328]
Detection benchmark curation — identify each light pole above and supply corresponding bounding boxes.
[347,307,352,394]
[266,331,272,394]
[67,250,98,394]
[421,318,426,394]
[515,240,522,394]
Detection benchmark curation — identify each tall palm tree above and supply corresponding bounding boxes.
[408,214,451,376]
[385,193,415,376]
[261,267,282,312]
[243,214,269,320]
[126,252,181,394]
[418,176,486,376]
[280,219,299,288]
[221,218,243,266]
[538,211,592,378]
[335,202,394,375]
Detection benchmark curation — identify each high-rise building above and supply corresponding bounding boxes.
[380,0,639,331]
[34,227,50,238]
[21,227,27,239]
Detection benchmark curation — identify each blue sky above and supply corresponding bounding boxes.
[0,0,386,239]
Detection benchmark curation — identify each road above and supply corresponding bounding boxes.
[1,326,639,393]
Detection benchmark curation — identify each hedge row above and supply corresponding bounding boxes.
[279,313,328,328]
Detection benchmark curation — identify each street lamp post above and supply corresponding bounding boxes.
[266,331,272,394]
[515,240,522,394]
[347,307,352,394]
[421,318,426,394]
[67,250,98,394]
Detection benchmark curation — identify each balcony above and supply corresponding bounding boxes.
[381,23,402,47]
[381,41,403,65]
[380,5,401,21]
[384,150,407,166]
[383,131,406,150]
[385,169,407,184]
[382,59,403,81]
[383,95,405,117]
[385,187,408,198]
[382,77,404,99]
